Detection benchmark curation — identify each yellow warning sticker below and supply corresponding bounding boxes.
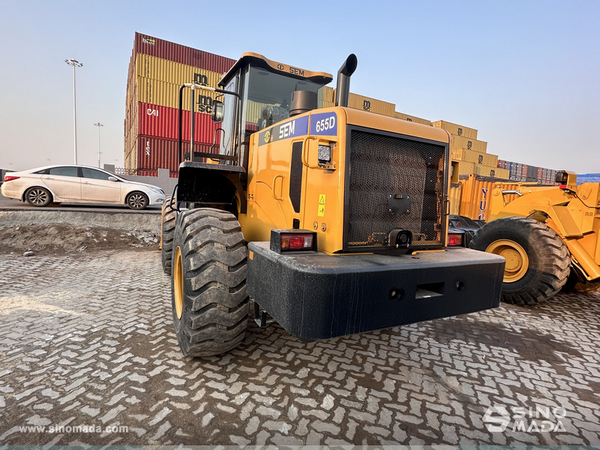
[318,194,326,217]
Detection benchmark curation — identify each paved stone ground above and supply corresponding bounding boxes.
[0,249,599,446]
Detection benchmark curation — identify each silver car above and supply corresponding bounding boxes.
[1,165,165,210]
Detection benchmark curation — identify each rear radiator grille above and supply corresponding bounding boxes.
[346,130,445,248]
[289,141,303,213]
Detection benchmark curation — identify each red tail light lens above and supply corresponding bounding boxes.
[4,176,20,182]
[281,234,313,251]
[448,233,463,247]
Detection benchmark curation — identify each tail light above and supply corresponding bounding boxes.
[4,176,20,182]
[448,233,463,247]
[270,229,317,253]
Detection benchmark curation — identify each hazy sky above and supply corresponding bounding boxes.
[1,0,598,173]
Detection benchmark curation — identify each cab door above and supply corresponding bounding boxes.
[80,168,122,203]
[42,166,81,200]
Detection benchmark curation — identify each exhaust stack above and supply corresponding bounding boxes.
[335,54,358,107]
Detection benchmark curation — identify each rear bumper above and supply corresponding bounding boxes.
[247,243,505,340]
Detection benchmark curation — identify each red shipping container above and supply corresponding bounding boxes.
[537,167,544,180]
[136,135,217,173]
[138,102,220,143]
[521,164,528,177]
[134,32,235,74]
[497,160,506,169]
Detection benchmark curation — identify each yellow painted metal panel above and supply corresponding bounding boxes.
[451,148,497,167]
[432,120,478,139]
[451,135,488,153]
[455,161,475,175]
[394,112,432,126]
[449,183,462,215]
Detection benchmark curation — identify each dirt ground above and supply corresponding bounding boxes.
[0,224,159,255]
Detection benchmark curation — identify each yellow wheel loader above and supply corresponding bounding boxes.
[162,52,505,357]
[465,171,600,305]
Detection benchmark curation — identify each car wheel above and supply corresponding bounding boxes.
[126,191,148,210]
[25,187,52,207]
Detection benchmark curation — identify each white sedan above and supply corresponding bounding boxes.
[1,165,166,210]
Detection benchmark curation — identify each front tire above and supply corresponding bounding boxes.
[470,217,570,305]
[126,191,148,210]
[171,208,249,357]
[25,187,52,207]
[161,197,176,275]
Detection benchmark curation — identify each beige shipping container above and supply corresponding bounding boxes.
[474,165,510,179]
[394,112,432,126]
[451,135,488,153]
[137,77,222,111]
[432,120,478,139]
[455,175,523,221]
[136,54,222,87]
[451,148,497,167]
[347,93,396,117]
[454,161,476,176]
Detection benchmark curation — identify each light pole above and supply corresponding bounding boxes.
[94,123,103,167]
[65,59,83,164]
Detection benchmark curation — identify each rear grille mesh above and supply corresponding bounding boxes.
[346,130,445,248]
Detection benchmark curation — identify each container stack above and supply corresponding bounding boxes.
[497,160,558,185]
[431,121,510,179]
[125,33,235,175]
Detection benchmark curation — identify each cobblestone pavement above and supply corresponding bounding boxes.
[0,250,599,446]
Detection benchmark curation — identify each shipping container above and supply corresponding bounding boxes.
[394,112,432,126]
[136,54,223,86]
[451,148,498,167]
[134,32,235,74]
[527,165,538,180]
[473,165,510,179]
[451,135,488,153]
[537,167,544,180]
[138,102,221,143]
[497,159,506,169]
[521,164,528,177]
[454,161,476,176]
[136,135,216,173]
[454,175,524,221]
[347,93,396,117]
[432,120,477,139]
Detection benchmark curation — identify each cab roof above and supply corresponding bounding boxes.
[219,52,333,88]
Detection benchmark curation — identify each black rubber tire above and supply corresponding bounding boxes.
[126,191,148,210]
[171,208,248,357]
[161,197,176,275]
[25,187,52,207]
[469,217,570,305]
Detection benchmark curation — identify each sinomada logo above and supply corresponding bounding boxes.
[483,405,567,433]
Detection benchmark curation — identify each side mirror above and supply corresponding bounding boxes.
[212,100,224,123]
[108,176,118,182]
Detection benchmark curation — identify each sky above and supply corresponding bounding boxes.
[0,0,598,174]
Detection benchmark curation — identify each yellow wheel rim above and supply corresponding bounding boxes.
[174,246,184,319]
[486,239,529,283]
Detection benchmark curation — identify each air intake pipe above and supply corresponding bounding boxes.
[335,54,358,107]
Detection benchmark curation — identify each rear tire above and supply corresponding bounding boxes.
[469,217,570,305]
[25,187,52,207]
[161,197,176,275]
[171,208,249,357]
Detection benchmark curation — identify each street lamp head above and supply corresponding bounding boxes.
[65,59,83,68]
[94,123,104,127]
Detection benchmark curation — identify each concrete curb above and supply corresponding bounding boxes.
[0,210,161,233]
